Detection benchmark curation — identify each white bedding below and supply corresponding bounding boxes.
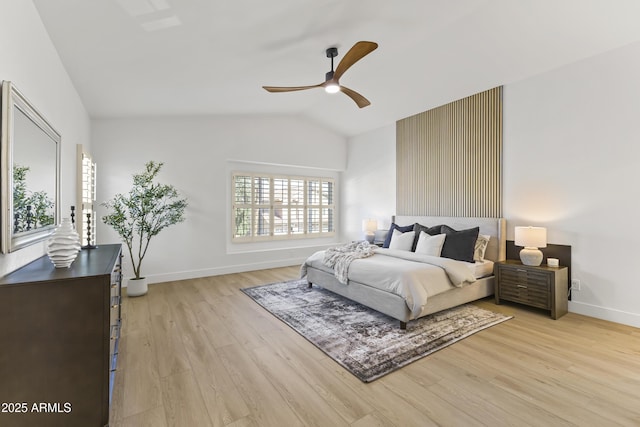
[466,259,494,279]
[303,247,478,318]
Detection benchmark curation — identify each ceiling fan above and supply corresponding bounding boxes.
[262,41,378,108]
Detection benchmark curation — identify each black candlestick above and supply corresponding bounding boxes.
[81,212,97,249]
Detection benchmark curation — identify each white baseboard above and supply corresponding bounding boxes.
[569,301,640,329]
[121,257,308,286]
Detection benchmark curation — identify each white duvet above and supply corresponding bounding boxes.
[302,247,477,318]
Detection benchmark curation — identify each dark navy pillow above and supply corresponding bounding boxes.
[411,223,443,252]
[382,223,414,248]
[440,225,480,262]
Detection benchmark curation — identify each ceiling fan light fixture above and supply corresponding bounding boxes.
[262,41,378,108]
[325,83,340,94]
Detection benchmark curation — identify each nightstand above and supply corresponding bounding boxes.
[494,260,568,319]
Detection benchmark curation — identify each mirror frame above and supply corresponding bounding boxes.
[1,81,61,253]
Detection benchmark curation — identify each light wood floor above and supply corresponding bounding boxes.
[109,266,640,427]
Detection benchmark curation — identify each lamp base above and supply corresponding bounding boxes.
[520,247,543,266]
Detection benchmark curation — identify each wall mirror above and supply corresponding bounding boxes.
[1,81,60,253]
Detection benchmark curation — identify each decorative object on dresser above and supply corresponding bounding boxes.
[514,226,547,266]
[494,260,568,319]
[242,279,512,382]
[82,211,97,249]
[46,217,81,267]
[101,161,187,297]
[0,244,122,427]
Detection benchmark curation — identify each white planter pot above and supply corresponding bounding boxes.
[127,277,148,297]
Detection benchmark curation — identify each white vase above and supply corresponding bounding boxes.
[46,218,81,268]
[127,277,148,297]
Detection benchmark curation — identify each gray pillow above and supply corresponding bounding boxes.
[440,225,480,262]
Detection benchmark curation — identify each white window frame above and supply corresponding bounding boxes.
[76,144,97,247]
[232,172,336,242]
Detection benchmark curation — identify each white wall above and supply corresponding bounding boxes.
[504,40,640,328]
[341,124,396,241]
[0,0,91,276]
[91,115,346,283]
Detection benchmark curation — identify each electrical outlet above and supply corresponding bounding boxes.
[571,279,581,291]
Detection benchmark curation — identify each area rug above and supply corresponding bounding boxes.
[241,279,512,382]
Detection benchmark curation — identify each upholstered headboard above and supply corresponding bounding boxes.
[392,215,506,262]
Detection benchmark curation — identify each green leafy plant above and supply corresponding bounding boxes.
[13,164,54,232]
[102,161,188,279]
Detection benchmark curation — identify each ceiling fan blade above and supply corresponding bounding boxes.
[340,86,371,108]
[333,41,378,81]
[262,84,323,93]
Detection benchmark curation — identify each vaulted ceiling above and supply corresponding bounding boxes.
[33,0,640,136]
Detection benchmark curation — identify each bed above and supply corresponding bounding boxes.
[301,215,506,329]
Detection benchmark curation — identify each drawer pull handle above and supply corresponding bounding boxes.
[111,296,121,308]
[110,324,120,340]
[516,269,527,273]
[516,284,527,289]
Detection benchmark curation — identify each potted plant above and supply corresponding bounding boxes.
[102,161,187,296]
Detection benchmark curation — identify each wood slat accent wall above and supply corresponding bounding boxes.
[396,86,502,217]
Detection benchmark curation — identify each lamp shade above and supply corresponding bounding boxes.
[514,226,547,248]
[362,219,377,233]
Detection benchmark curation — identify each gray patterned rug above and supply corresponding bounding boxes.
[241,279,512,382]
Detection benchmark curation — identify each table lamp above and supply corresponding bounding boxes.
[514,226,547,266]
[362,219,377,243]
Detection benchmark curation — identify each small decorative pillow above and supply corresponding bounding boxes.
[389,229,416,251]
[411,223,443,252]
[474,234,491,261]
[415,231,446,256]
[440,225,480,263]
[382,223,414,248]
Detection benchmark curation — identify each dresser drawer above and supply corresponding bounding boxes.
[110,295,121,322]
[111,281,120,298]
[111,265,121,287]
[109,321,121,371]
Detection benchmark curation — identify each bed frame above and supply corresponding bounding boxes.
[305,216,506,329]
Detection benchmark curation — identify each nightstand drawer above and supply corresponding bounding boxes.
[499,267,549,286]
[498,279,550,309]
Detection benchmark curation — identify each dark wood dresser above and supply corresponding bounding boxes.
[0,244,122,427]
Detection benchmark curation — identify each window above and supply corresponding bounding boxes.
[76,144,97,247]
[232,173,335,241]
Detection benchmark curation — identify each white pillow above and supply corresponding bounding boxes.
[415,231,446,256]
[389,229,415,251]
[474,234,491,261]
